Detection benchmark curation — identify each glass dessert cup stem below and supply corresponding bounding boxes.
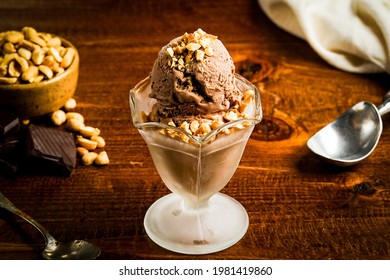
[144,192,249,255]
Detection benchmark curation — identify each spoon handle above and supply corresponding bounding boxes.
[0,191,56,246]
[378,91,390,116]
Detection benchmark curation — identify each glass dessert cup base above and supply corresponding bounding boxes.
[144,192,249,255]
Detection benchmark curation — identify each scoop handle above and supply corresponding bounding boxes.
[378,91,390,116]
[0,191,55,246]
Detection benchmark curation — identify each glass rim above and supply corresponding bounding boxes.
[130,73,262,143]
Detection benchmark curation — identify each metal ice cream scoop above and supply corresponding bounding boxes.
[307,91,390,166]
[0,191,101,260]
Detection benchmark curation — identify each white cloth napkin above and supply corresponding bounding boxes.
[258,0,390,74]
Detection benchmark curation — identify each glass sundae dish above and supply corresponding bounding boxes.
[129,29,262,254]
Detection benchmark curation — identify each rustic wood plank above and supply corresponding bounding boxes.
[0,0,389,260]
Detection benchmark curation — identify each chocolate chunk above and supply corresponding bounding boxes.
[0,110,24,176]
[0,138,19,155]
[26,124,76,176]
[0,108,20,140]
[0,155,19,176]
[0,134,24,177]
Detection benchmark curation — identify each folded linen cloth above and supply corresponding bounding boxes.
[258,0,390,74]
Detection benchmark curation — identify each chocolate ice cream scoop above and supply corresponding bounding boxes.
[149,29,242,120]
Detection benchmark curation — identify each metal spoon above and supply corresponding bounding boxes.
[0,191,101,260]
[307,91,390,166]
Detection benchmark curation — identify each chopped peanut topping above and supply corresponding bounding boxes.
[167,28,217,70]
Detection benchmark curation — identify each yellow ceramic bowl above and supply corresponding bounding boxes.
[0,37,79,117]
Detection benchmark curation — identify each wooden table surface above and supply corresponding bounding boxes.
[0,0,389,260]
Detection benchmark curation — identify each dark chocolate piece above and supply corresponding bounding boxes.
[0,138,19,155]
[0,134,24,177]
[26,124,76,176]
[0,109,20,140]
[0,156,19,176]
